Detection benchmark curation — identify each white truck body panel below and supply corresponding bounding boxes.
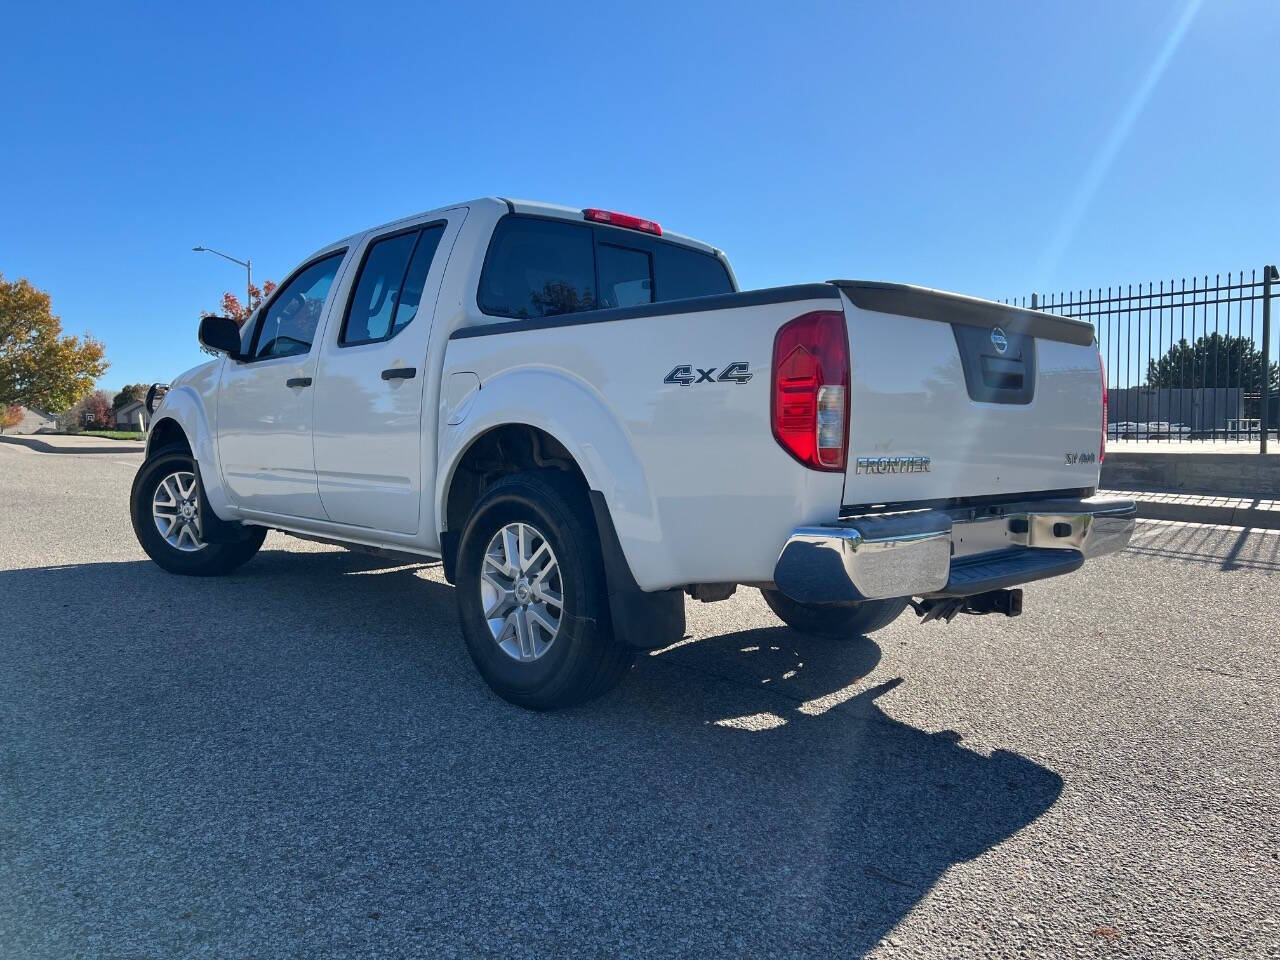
[440,292,846,591]
[842,293,1103,505]
[216,349,331,520]
[152,196,1112,602]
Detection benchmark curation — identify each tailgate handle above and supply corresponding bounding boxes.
[980,356,1023,391]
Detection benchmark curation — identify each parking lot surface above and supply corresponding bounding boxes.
[1,442,1277,958]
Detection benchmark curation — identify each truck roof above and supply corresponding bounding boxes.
[499,198,721,256]
[320,197,722,259]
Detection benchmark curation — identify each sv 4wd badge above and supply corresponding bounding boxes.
[664,362,752,386]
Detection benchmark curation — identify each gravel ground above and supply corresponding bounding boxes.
[1,442,1277,959]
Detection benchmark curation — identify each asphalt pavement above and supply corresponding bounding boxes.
[1,441,1277,958]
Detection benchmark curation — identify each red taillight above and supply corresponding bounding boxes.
[771,310,850,471]
[1098,352,1107,463]
[583,207,662,235]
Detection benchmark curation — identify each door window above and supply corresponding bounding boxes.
[340,224,446,346]
[389,226,445,337]
[250,252,345,360]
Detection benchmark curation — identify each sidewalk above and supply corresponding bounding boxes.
[1106,439,1278,455]
[1102,489,1280,530]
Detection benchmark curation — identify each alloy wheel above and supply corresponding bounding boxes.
[480,521,564,662]
[151,470,206,552]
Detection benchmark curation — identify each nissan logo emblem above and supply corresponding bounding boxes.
[991,326,1009,354]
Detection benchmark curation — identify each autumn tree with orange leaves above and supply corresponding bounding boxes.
[1,404,22,434]
[0,274,107,411]
[203,281,278,327]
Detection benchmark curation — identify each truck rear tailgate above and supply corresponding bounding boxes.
[835,281,1102,506]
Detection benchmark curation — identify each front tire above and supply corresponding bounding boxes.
[455,471,633,710]
[130,447,266,576]
[760,588,907,638]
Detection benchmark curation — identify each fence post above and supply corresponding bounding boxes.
[1263,265,1276,454]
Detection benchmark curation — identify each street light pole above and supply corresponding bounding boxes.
[192,246,253,316]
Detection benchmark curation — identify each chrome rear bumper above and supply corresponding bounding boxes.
[773,496,1136,603]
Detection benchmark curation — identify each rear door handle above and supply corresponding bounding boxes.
[286,377,312,388]
[381,367,417,381]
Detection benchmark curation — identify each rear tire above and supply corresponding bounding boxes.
[130,447,266,576]
[760,588,907,638]
[454,471,633,710]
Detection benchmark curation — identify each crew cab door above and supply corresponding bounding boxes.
[310,213,460,533]
[216,249,349,520]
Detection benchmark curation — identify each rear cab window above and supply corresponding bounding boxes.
[597,243,652,308]
[477,218,596,319]
[477,214,732,320]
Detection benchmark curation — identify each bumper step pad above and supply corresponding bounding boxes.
[933,547,1084,597]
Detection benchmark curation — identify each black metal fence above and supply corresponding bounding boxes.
[1009,265,1279,451]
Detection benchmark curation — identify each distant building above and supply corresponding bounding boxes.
[6,406,57,434]
[113,399,151,431]
[1107,387,1244,436]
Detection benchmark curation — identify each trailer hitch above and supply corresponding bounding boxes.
[910,588,1023,624]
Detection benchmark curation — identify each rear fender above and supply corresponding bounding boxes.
[436,367,664,584]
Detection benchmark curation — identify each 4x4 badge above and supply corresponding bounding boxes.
[664,362,752,386]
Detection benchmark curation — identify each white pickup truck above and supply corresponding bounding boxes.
[134,198,1135,709]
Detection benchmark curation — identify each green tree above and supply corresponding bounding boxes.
[0,274,108,410]
[111,383,148,411]
[1145,333,1279,391]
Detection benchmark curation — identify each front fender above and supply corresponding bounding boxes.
[436,367,669,586]
[146,366,233,517]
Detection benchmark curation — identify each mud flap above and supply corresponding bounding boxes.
[588,490,686,651]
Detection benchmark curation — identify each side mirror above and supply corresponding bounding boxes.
[144,382,170,415]
[198,316,243,358]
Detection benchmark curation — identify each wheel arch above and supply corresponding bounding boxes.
[435,368,661,583]
[438,422,594,581]
[146,416,191,457]
[144,384,232,517]
[438,419,684,651]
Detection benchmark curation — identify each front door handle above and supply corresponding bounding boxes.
[286,377,312,388]
[381,367,417,381]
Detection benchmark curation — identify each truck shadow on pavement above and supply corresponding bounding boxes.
[1,547,1063,959]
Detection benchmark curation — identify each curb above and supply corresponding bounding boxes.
[0,436,145,455]
[1128,497,1280,530]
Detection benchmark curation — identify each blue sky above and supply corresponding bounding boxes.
[2,0,1276,392]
